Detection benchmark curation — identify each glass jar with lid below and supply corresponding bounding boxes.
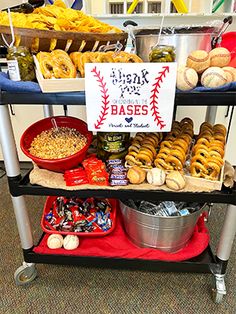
[7,46,36,81]
[149,45,176,63]
[97,132,130,161]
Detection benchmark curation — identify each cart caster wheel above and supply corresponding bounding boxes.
[212,289,224,304]
[14,264,37,286]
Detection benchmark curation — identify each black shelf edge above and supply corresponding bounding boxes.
[0,91,86,105]
[23,245,217,274]
[8,173,236,204]
[1,91,236,106]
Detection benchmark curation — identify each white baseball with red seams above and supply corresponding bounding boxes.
[147,168,166,186]
[63,235,80,250]
[201,67,227,88]
[176,67,198,91]
[186,50,210,74]
[166,171,186,191]
[209,47,231,68]
[222,66,236,83]
[47,234,64,249]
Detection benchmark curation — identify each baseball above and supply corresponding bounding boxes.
[209,47,231,67]
[146,168,166,186]
[176,67,198,91]
[186,50,210,73]
[63,235,79,250]
[47,234,64,249]
[222,66,236,83]
[166,171,186,191]
[201,67,227,88]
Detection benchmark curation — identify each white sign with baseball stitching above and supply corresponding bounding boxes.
[85,63,177,132]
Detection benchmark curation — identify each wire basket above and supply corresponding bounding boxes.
[0,26,128,53]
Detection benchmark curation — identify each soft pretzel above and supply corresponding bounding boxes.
[180,117,194,128]
[160,141,173,149]
[141,138,157,147]
[213,124,226,136]
[155,157,174,170]
[190,162,209,177]
[53,58,77,79]
[37,50,76,79]
[70,52,82,69]
[165,155,183,170]
[140,144,157,157]
[125,154,142,166]
[37,53,54,79]
[128,151,138,158]
[128,144,140,154]
[190,122,226,180]
[138,149,154,160]
[136,152,153,166]
[208,146,224,158]
[173,138,189,152]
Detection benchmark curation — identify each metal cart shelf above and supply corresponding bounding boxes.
[0,90,235,303]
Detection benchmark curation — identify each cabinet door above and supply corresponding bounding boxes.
[224,108,236,165]
[67,106,87,122]
[214,106,235,165]
[175,106,207,134]
[0,105,44,161]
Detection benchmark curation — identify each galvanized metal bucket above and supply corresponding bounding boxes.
[119,200,206,253]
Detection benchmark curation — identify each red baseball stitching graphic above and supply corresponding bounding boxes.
[150,66,169,129]
[92,66,110,130]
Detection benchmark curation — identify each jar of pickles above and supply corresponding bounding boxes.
[149,45,176,63]
[7,46,36,81]
[97,132,130,161]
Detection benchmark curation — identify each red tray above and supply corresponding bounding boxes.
[41,196,117,237]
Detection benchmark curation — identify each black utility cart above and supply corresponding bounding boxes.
[0,90,235,304]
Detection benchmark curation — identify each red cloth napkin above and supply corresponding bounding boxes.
[34,207,210,262]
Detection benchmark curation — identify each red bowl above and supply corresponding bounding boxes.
[20,116,93,173]
[41,196,117,237]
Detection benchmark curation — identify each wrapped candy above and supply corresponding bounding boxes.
[44,197,113,233]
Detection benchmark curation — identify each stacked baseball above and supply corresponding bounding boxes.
[177,47,236,91]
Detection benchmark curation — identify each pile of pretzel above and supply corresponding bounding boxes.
[154,118,194,170]
[190,122,226,180]
[37,50,77,79]
[70,51,143,77]
[125,133,163,168]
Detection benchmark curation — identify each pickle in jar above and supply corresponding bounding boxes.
[7,46,36,81]
[149,45,176,63]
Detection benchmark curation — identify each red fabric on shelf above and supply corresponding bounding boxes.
[34,208,210,262]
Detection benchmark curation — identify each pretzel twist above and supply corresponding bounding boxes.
[190,123,226,180]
